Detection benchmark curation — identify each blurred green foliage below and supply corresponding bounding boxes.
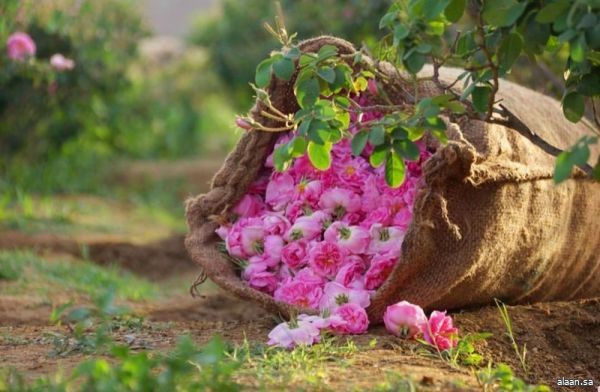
[188,0,392,106]
[0,0,237,193]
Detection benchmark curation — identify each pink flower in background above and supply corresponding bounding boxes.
[281,239,308,269]
[367,224,404,256]
[392,208,412,231]
[235,116,253,131]
[50,53,75,71]
[7,32,36,61]
[309,241,345,278]
[319,187,361,216]
[364,253,397,290]
[274,278,323,309]
[324,222,370,254]
[268,319,321,349]
[233,194,265,218]
[319,282,370,311]
[423,311,458,351]
[384,301,427,338]
[329,303,369,335]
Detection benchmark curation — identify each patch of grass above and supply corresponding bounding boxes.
[495,299,528,375]
[0,251,156,301]
[477,363,550,391]
[233,336,359,389]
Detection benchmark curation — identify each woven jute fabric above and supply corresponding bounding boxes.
[185,36,600,323]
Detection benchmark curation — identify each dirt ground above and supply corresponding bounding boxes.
[1,228,598,391]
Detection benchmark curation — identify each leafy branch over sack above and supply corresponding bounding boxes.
[238,0,600,187]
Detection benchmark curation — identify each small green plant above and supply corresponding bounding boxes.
[444,332,492,368]
[495,299,528,376]
[477,363,550,392]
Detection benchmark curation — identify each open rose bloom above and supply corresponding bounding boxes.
[216,86,432,342]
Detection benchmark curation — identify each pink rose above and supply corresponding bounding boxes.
[318,187,361,217]
[215,225,229,241]
[7,32,36,61]
[324,222,370,254]
[308,241,345,278]
[245,270,279,294]
[266,172,295,211]
[293,179,323,205]
[329,303,369,335]
[384,301,427,338]
[233,194,264,218]
[294,267,326,286]
[319,282,371,311]
[298,314,331,330]
[50,53,75,71]
[335,257,366,288]
[364,253,397,290]
[262,213,291,236]
[423,311,458,351]
[268,319,321,348]
[239,218,266,257]
[360,207,391,230]
[274,278,323,309]
[281,239,308,269]
[285,211,329,241]
[367,224,404,256]
[260,235,284,266]
[333,157,370,192]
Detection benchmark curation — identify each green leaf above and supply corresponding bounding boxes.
[307,141,332,170]
[351,131,369,156]
[284,47,301,60]
[536,1,570,23]
[570,35,586,63]
[273,144,291,172]
[308,120,331,144]
[482,0,527,27]
[404,52,427,74]
[385,151,406,188]
[317,45,338,61]
[498,33,523,71]
[393,24,410,44]
[380,11,397,29]
[297,118,312,136]
[317,66,336,83]
[255,58,273,88]
[393,139,421,161]
[290,137,308,157]
[562,92,585,123]
[369,146,388,168]
[369,125,386,146]
[471,85,492,113]
[295,77,320,108]
[273,57,295,81]
[445,0,466,23]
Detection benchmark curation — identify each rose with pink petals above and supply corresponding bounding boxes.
[268,319,321,348]
[238,217,266,257]
[324,222,370,254]
[367,224,404,256]
[328,303,369,335]
[319,282,370,311]
[319,187,361,217]
[245,270,279,294]
[50,53,75,71]
[266,172,295,211]
[384,301,427,338]
[233,194,265,218]
[281,239,308,269]
[7,32,36,61]
[335,256,366,288]
[308,241,345,278]
[261,213,291,236]
[285,211,329,241]
[364,253,397,290]
[274,278,323,309]
[423,311,458,351]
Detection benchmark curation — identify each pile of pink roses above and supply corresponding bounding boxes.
[268,301,458,350]
[216,94,452,346]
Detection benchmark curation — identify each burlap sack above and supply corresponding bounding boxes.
[185,36,600,323]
